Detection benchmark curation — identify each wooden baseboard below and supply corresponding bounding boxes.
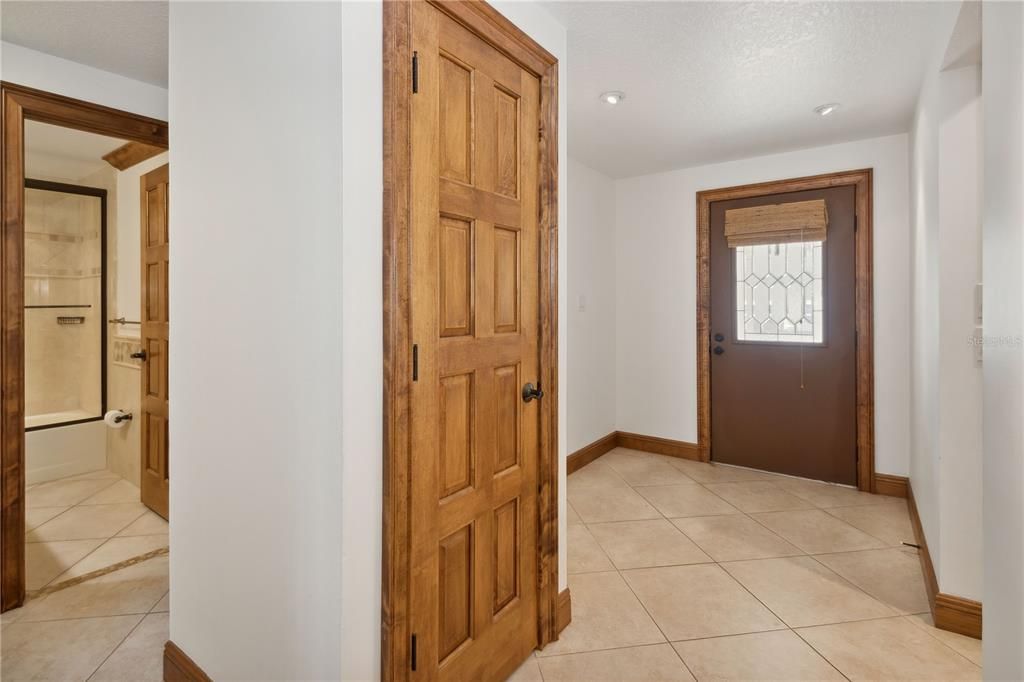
[935,593,983,639]
[906,482,982,640]
[568,431,702,474]
[164,641,212,682]
[616,431,702,460]
[567,433,618,475]
[556,588,571,634]
[873,473,909,498]
[906,482,940,607]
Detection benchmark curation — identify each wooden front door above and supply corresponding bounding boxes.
[408,3,542,679]
[140,164,169,519]
[709,186,858,485]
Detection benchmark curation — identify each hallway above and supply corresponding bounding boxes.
[511,448,982,681]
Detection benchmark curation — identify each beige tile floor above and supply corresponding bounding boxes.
[24,470,168,591]
[2,469,170,681]
[512,448,983,681]
[4,453,982,681]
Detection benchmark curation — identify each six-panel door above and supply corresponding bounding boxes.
[140,164,169,519]
[409,3,542,679]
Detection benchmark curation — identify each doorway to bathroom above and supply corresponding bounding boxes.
[1,83,169,612]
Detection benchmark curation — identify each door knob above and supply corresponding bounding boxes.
[713,346,724,355]
[522,382,543,403]
[130,350,147,361]
[714,333,725,342]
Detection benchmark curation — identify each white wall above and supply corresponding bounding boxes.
[614,134,912,477]
[339,2,382,679]
[169,4,344,680]
[339,2,567,680]
[0,41,167,120]
[982,1,1024,676]
[568,159,616,451]
[908,1,983,603]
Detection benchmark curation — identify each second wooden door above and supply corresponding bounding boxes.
[140,164,169,519]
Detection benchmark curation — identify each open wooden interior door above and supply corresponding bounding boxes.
[140,164,169,519]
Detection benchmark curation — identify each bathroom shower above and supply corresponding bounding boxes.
[24,179,106,430]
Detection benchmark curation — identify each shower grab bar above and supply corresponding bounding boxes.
[108,317,141,325]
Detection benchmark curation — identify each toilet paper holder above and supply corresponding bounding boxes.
[113,412,133,424]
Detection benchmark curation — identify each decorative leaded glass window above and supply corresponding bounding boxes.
[735,241,824,344]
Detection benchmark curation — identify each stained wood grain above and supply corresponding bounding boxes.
[381,2,559,680]
[102,141,165,170]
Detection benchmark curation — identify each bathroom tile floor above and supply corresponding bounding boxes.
[1,555,168,681]
[24,469,168,591]
[511,448,983,681]
[1,470,170,681]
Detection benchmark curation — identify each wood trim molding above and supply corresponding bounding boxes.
[696,169,875,491]
[873,473,909,498]
[381,3,559,680]
[906,481,982,640]
[1,82,168,613]
[556,588,571,634]
[567,433,617,474]
[906,481,940,606]
[617,431,701,461]
[103,141,165,170]
[568,431,701,473]
[163,641,212,682]
[934,594,983,640]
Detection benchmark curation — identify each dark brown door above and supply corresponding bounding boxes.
[709,186,857,485]
[408,2,542,680]
[140,164,169,518]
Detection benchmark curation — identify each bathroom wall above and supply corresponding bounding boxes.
[106,152,168,485]
[23,159,115,482]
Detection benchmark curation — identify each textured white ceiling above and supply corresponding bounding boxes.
[544,1,952,178]
[1,1,168,86]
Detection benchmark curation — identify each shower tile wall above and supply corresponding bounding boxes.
[25,188,103,424]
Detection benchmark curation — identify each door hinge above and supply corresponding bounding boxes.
[412,344,419,381]
[412,51,419,94]
[854,215,858,231]
[410,633,418,671]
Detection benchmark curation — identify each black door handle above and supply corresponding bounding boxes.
[713,346,724,355]
[714,333,725,342]
[130,350,147,361]
[522,382,543,403]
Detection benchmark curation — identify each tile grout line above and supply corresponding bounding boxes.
[83,612,148,682]
[566,451,953,677]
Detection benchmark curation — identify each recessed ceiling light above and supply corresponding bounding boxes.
[600,91,626,106]
[814,103,840,117]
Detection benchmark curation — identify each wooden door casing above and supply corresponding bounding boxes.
[140,164,169,519]
[409,4,542,679]
[1,83,168,612]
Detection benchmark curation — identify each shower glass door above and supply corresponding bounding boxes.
[24,180,107,430]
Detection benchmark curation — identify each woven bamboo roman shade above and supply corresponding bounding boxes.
[724,199,828,248]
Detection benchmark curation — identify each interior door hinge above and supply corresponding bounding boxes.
[412,344,419,381]
[854,215,858,231]
[412,51,419,94]
[410,633,418,671]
